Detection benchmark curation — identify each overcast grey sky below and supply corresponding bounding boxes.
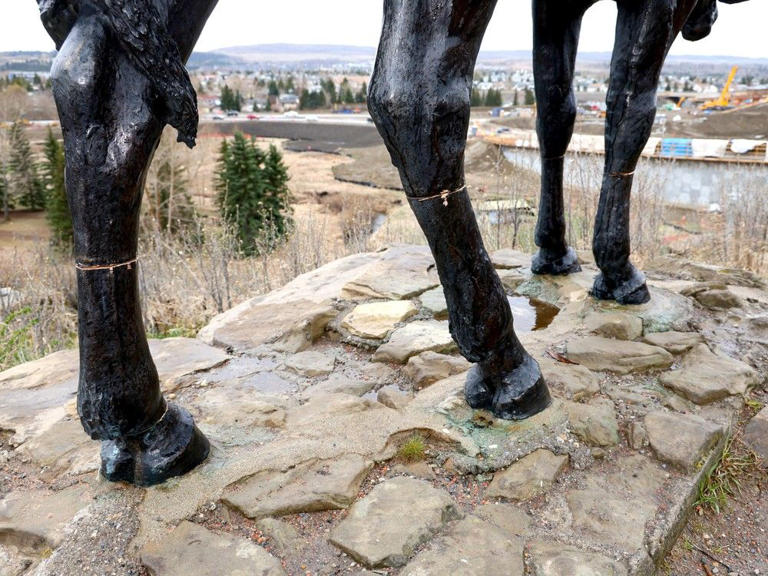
[2,1,766,58]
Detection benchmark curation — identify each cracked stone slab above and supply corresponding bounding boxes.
[585,311,643,341]
[564,400,619,447]
[16,416,98,476]
[528,540,627,576]
[198,298,336,354]
[341,300,418,339]
[222,454,372,519]
[401,515,525,575]
[283,350,336,377]
[140,521,285,576]
[487,449,569,502]
[540,360,600,402]
[0,484,93,549]
[404,351,471,390]
[566,455,667,554]
[329,477,461,568]
[472,502,532,538]
[300,373,377,399]
[642,331,703,354]
[341,245,438,300]
[645,411,724,472]
[659,344,758,404]
[148,337,230,389]
[373,321,456,364]
[565,336,673,374]
[285,393,383,429]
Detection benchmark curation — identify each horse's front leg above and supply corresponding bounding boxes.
[369,0,551,420]
[592,0,698,304]
[51,11,209,485]
[530,0,594,276]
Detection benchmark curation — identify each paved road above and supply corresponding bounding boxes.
[199,116,384,152]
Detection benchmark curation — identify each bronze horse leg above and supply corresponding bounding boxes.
[533,0,719,304]
[531,0,596,276]
[591,0,700,304]
[369,0,551,420]
[44,0,217,486]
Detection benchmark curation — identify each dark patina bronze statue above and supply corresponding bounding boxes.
[531,0,748,304]
[38,0,217,486]
[368,0,746,420]
[39,0,748,488]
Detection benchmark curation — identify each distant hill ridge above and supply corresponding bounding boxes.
[2,44,766,71]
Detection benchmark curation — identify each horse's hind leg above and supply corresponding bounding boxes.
[592,0,697,304]
[531,0,594,276]
[368,0,551,420]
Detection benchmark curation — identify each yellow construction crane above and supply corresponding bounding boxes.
[700,65,738,111]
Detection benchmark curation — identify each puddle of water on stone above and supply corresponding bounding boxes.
[507,295,560,333]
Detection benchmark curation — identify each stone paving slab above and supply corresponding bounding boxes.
[566,336,674,374]
[486,449,568,501]
[528,540,628,576]
[222,454,372,519]
[140,521,286,576]
[341,300,418,339]
[645,411,724,472]
[0,484,94,549]
[402,515,525,575]
[372,320,456,363]
[329,477,461,568]
[341,245,438,300]
[659,343,758,404]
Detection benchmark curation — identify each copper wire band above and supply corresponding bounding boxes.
[610,170,635,178]
[75,257,139,272]
[405,184,469,206]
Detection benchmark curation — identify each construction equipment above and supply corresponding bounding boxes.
[700,65,738,111]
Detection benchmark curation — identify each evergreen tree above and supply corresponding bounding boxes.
[262,144,292,237]
[524,88,536,106]
[355,81,367,104]
[220,84,241,111]
[484,88,503,107]
[268,80,280,97]
[215,133,292,254]
[8,120,44,210]
[470,88,483,107]
[299,90,327,110]
[42,129,72,245]
[321,78,337,105]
